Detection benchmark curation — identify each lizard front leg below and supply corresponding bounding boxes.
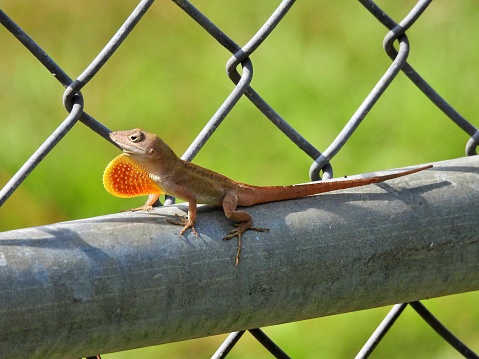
[179,200,198,236]
[123,193,161,212]
[165,190,199,237]
[222,192,269,266]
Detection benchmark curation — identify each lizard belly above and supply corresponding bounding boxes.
[149,173,225,205]
[195,192,225,205]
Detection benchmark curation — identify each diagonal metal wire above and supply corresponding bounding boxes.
[63,0,156,108]
[410,301,479,359]
[0,94,84,206]
[212,331,245,359]
[213,329,291,359]
[249,329,292,359]
[355,304,408,359]
[357,302,478,359]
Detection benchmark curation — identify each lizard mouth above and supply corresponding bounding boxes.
[121,148,135,155]
[109,131,140,155]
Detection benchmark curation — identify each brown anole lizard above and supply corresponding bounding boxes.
[103,128,432,265]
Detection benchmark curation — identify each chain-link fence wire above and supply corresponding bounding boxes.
[1,0,478,358]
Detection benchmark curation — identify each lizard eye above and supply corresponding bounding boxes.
[129,132,143,143]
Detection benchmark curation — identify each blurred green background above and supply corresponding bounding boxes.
[1,0,478,358]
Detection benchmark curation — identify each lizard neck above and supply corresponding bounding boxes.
[128,136,180,178]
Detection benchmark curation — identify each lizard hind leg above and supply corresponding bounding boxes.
[165,200,199,237]
[222,193,269,266]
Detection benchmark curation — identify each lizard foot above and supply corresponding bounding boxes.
[166,214,198,237]
[121,205,153,213]
[165,213,186,226]
[223,225,270,240]
[223,224,270,266]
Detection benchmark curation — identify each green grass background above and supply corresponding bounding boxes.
[1,0,478,357]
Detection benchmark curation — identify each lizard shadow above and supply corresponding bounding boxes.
[251,163,472,229]
[319,180,447,208]
[76,204,216,249]
[296,161,472,215]
[248,179,451,239]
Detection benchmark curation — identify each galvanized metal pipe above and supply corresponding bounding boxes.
[0,156,478,358]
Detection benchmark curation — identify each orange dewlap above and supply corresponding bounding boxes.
[103,153,164,198]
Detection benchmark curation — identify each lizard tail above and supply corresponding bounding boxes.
[239,164,433,206]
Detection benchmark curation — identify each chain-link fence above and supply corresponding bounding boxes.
[1,1,478,358]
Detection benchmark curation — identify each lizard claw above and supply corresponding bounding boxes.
[223,225,270,240]
[121,205,153,213]
[180,223,198,237]
[166,214,198,237]
[165,213,187,226]
[223,224,270,266]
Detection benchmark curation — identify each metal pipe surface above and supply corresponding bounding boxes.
[0,156,478,358]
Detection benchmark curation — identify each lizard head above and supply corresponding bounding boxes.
[104,129,176,198]
[109,128,177,162]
